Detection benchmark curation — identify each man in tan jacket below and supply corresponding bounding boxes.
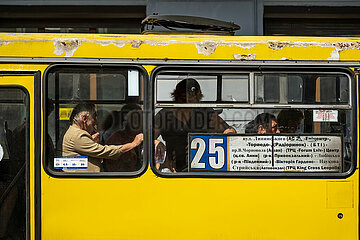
[62,102,143,172]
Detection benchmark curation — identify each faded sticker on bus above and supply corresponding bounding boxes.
[313,110,338,122]
[59,108,73,121]
[189,134,342,172]
[54,156,88,169]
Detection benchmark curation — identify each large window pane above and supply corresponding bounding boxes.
[255,73,349,104]
[222,75,248,102]
[154,70,353,176]
[156,74,249,103]
[0,88,26,240]
[46,67,144,174]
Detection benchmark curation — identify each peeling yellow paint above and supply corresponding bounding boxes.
[328,50,340,60]
[95,40,125,48]
[233,43,257,49]
[267,41,291,50]
[233,53,256,60]
[131,40,143,48]
[195,41,219,56]
[0,41,10,47]
[265,40,360,61]
[0,33,360,61]
[53,39,81,57]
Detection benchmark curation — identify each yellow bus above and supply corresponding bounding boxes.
[0,32,359,240]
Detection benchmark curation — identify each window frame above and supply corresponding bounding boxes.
[43,64,149,178]
[0,83,31,240]
[151,65,357,179]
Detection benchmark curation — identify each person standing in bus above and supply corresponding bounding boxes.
[104,109,143,172]
[62,102,143,173]
[154,78,235,172]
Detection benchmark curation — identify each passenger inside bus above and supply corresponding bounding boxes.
[245,113,280,134]
[62,102,143,173]
[277,109,304,133]
[104,109,143,172]
[154,78,236,172]
[100,103,142,144]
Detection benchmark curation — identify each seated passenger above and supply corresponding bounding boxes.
[154,78,235,172]
[277,109,304,133]
[62,102,143,173]
[245,113,280,134]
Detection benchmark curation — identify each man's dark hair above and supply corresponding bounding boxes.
[70,102,96,124]
[277,109,303,124]
[245,113,276,133]
[277,109,304,133]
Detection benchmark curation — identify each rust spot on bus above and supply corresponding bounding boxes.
[267,40,360,51]
[131,40,143,48]
[334,41,360,50]
[267,41,290,50]
[233,53,256,60]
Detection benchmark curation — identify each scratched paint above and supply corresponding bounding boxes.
[53,39,81,57]
[266,40,360,60]
[1,34,360,60]
[233,53,256,60]
[0,41,10,47]
[95,40,126,48]
[131,40,143,48]
[195,41,219,56]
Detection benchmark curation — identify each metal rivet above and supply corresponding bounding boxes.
[338,213,343,219]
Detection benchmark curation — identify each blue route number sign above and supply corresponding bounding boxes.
[189,135,228,171]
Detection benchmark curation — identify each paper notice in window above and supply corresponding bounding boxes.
[54,156,88,169]
[313,110,338,122]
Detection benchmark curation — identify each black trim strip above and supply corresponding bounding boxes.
[0,99,25,104]
[34,71,41,240]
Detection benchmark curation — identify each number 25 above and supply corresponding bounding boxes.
[191,138,225,169]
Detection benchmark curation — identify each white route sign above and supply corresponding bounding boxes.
[228,135,342,172]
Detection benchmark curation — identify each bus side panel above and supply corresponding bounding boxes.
[41,170,358,240]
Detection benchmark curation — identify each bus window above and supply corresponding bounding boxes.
[222,75,249,102]
[153,69,353,176]
[156,74,249,103]
[0,88,27,239]
[45,66,145,175]
[255,73,349,104]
